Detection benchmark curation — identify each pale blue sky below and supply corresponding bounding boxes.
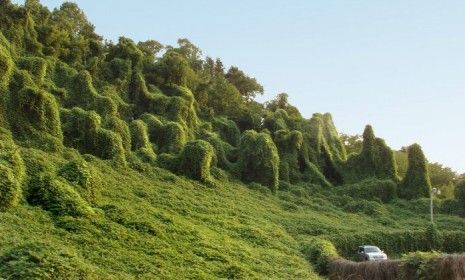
[13,0,465,173]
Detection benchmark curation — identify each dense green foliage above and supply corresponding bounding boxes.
[398,144,432,199]
[302,237,339,274]
[0,0,463,278]
[396,147,457,199]
[237,130,280,191]
[341,125,398,183]
[0,129,25,211]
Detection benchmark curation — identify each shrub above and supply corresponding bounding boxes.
[140,113,187,154]
[400,251,441,280]
[177,140,214,183]
[26,173,94,217]
[162,121,187,153]
[0,165,22,211]
[0,37,13,91]
[129,119,156,162]
[16,56,47,85]
[58,160,101,204]
[0,242,99,279]
[157,140,215,183]
[61,107,126,166]
[398,143,431,200]
[198,130,235,170]
[425,223,442,251]
[103,115,131,153]
[8,71,63,151]
[237,130,280,192]
[301,238,339,274]
[212,117,240,146]
[68,71,118,117]
[0,129,25,211]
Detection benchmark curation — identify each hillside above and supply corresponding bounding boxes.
[1,1,465,279]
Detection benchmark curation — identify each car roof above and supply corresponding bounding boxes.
[360,245,379,248]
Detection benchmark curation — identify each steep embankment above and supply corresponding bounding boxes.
[2,148,465,279]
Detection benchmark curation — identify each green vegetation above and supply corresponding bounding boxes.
[0,0,464,278]
[237,130,280,191]
[0,129,25,211]
[341,125,398,184]
[398,144,431,199]
[329,252,465,280]
[302,237,339,274]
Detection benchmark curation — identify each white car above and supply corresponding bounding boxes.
[357,245,388,261]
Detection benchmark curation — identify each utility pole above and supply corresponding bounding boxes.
[430,187,440,224]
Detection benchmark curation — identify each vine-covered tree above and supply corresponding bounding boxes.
[398,144,431,199]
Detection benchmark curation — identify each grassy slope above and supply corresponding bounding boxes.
[2,148,465,279]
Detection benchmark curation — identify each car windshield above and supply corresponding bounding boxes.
[365,247,381,253]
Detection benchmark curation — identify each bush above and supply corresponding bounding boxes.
[140,113,187,154]
[61,107,126,166]
[177,140,214,183]
[8,72,63,151]
[16,56,47,85]
[0,130,25,211]
[103,115,131,154]
[0,38,13,91]
[0,242,99,279]
[237,130,280,192]
[0,165,22,211]
[68,71,117,117]
[58,160,101,204]
[212,117,240,146]
[400,251,441,280]
[301,238,339,274]
[129,120,156,162]
[162,121,187,153]
[425,223,442,251]
[157,140,215,183]
[199,131,235,170]
[26,173,94,217]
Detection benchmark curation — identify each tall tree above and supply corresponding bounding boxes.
[225,66,264,101]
